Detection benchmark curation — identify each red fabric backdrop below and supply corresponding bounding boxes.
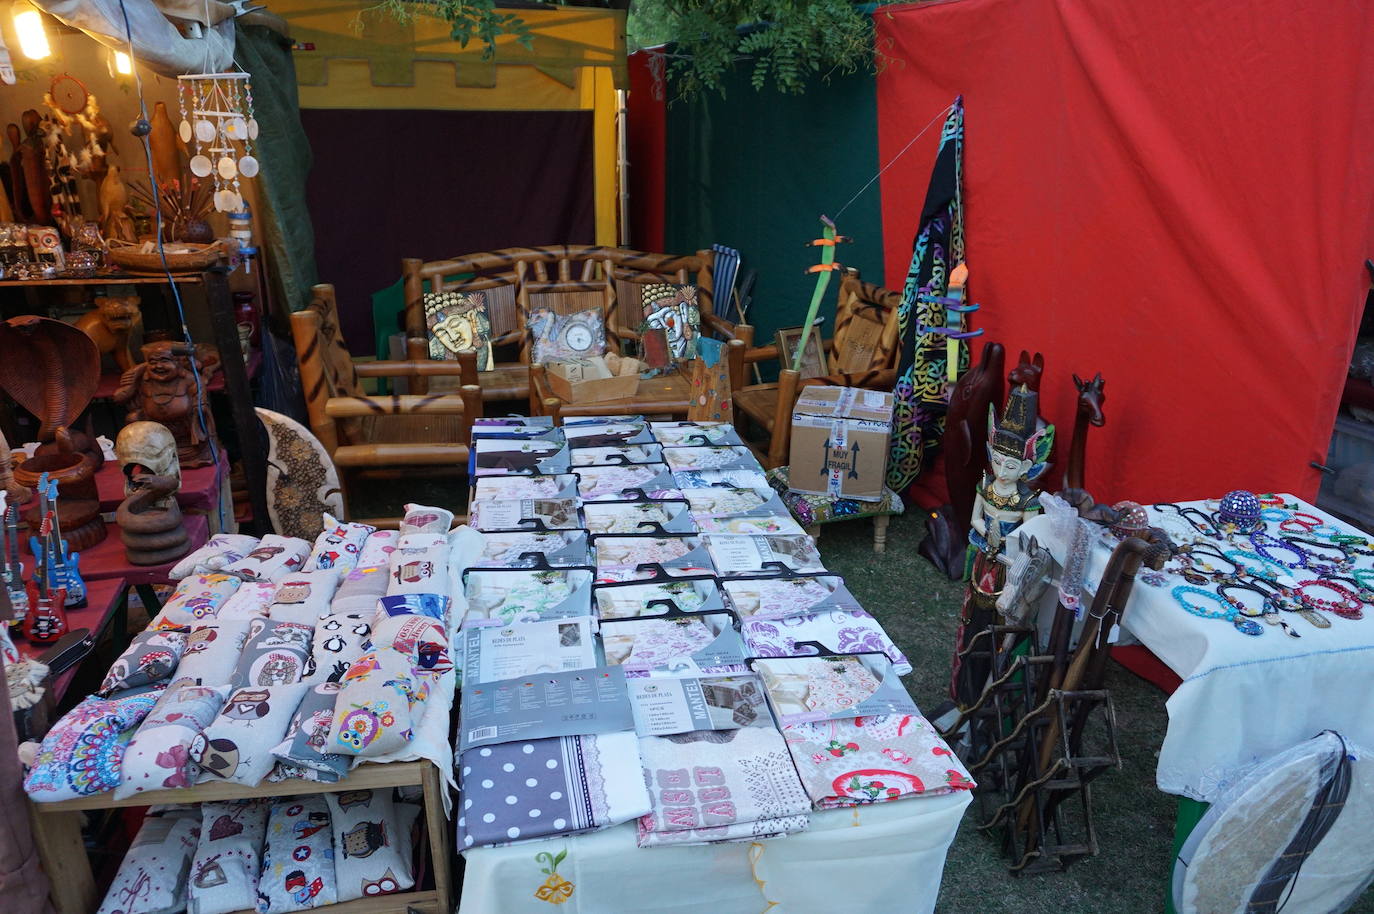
[627,52,667,252]
[877,0,1374,504]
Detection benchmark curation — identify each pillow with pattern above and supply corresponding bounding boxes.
[528,308,606,364]
[423,290,493,369]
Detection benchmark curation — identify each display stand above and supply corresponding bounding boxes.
[28,759,452,914]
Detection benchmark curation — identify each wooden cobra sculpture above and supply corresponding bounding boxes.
[1062,373,1105,493]
[115,422,190,565]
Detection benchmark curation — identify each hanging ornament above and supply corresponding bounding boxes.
[176,71,257,214]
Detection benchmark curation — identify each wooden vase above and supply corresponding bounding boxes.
[148,102,182,189]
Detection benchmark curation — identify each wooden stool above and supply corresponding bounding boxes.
[768,466,902,554]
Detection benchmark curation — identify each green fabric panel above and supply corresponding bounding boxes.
[1166,797,1209,914]
[664,68,883,361]
[234,23,320,313]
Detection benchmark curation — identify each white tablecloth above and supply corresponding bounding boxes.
[459,790,971,913]
[1014,495,1374,802]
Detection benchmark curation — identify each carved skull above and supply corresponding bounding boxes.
[116,421,180,493]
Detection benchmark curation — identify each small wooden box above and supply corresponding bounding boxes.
[546,356,642,403]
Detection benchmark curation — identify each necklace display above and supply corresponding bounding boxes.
[1172,585,1263,636]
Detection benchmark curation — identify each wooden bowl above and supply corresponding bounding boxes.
[107,240,224,274]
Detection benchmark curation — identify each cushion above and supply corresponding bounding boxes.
[187,800,270,914]
[357,530,401,567]
[326,789,421,902]
[766,465,905,526]
[271,681,350,782]
[169,534,260,580]
[268,570,341,627]
[639,282,700,360]
[216,581,277,621]
[326,648,420,758]
[400,503,453,535]
[152,574,243,628]
[25,687,165,802]
[305,610,374,684]
[386,544,451,597]
[258,796,337,913]
[228,619,312,691]
[528,307,606,364]
[100,628,189,695]
[304,514,376,574]
[191,683,308,786]
[329,565,389,616]
[174,620,253,689]
[423,289,493,368]
[117,684,228,798]
[222,535,311,582]
[96,809,202,914]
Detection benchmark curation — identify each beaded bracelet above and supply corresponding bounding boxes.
[1250,532,1309,569]
[1294,579,1364,620]
[1247,577,1332,629]
[1277,512,1324,534]
[1172,585,1264,635]
[1280,536,1353,575]
[1224,549,1290,581]
[1261,507,1292,523]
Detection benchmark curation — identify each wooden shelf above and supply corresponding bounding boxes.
[0,274,202,287]
[228,891,439,914]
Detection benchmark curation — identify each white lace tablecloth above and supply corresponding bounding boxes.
[1014,495,1374,802]
[459,790,970,913]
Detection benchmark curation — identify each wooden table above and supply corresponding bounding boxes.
[29,760,453,914]
[530,363,696,420]
[12,576,128,704]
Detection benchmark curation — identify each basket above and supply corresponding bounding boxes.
[106,240,225,274]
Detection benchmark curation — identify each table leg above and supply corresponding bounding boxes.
[134,583,163,617]
[29,805,96,914]
[874,514,890,554]
[421,763,453,913]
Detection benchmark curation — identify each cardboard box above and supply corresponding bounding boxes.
[788,386,894,501]
[546,356,642,404]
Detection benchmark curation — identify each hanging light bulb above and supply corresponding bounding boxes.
[114,51,132,75]
[12,7,50,61]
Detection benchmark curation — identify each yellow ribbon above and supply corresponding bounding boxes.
[747,841,780,913]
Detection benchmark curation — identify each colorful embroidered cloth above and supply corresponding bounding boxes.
[742,609,912,675]
[637,726,811,844]
[457,730,650,850]
[258,796,336,912]
[766,465,904,527]
[154,573,242,628]
[117,683,228,798]
[26,687,165,801]
[782,714,974,808]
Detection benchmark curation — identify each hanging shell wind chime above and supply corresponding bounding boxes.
[176,72,259,214]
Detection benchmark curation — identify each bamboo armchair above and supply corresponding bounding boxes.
[291,283,482,521]
[400,246,755,407]
[735,271,902,467]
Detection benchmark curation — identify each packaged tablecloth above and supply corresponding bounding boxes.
[635,811,809,847]
[25,687,164,801]
[741,609,912,675]
[271,681,349,782]
[258,796,337,913]
[187,799,269,914]
[781,714,975,808]
[100,628,189,695]
[97,807,201,914]
[326,789,421,901]
[329,564,389,615]
[153,574,242,628]
[458,730,650,850]
[192,683,308,786]
[637,726,811,843]
[174,620,253,689]
[268,571,340,627]
[462,569,590,626]
[303,514,375,573]
[117,683,227,797]
[222,535,311,583]
[169,534,260,580]
[229,619,312,690]
[217,581,277,621]
[602,617,718,669]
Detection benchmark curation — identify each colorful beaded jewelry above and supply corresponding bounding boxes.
[1280,536,1353,575]
[1260,507,1292,523]
[1294,579,1363,620]
[1250,532,1309,569]
[1218,582,1300,637]
[1277,512,1323,533]
[1172,585,1263,635]
[1248,577,1332,629]
[1223,549,1290,582]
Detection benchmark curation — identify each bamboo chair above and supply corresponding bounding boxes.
[734,271,902,467]
[291,284,482,522]
[401,246,754,406]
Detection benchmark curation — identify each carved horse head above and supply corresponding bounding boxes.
[1072,372,1106,427]
[996,534,1055,624]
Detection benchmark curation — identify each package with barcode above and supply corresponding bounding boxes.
[461,617,598,685]
[787,386,894,501]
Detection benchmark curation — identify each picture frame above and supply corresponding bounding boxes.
[775,323,829,379]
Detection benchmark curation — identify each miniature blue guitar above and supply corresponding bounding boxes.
[30,474,85,608]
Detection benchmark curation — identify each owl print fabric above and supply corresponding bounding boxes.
[97,808,201,914]
[229,619,312,691]
[223,536,311,583]
[192,683,308,786]
[116,683,228,798]
[174,621,253,689]
[99,628,189,695]
[257,796,336,913]
[268,571,339,627]
[187,800,269,914]
[386,544,450,597]
[25,687,164,801]
[304,514,375,574]
[170,534,260,580]
[270,681,350,782]
[153,574,242,628]
[326,789,421,902]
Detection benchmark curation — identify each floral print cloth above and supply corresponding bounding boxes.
[593,536,712,582]
[576,465,680,501]
[569,444,663,466]
[475,531,590,568]
[781,714,974,808]
[222,536,311,583]
[671,469,771,490]
[636,726,811,843]
[472,475,572,502]
[326,790,421,902]
[117,683,228,798]
[26,687,164,801]
[661,446,758,472]
[154,574,243,628]
[462,570,588,626]
[583,502,689,535]
[742,610,912,675]
[457,730,650,850]
[304,514,376,574]
[649,421,744,447]
[594,580,714,620]
[683,488,769,518]
[722,576,843,619]
[765,465,904,526]
[756,657,882,718]
[97,808,201,914]
[187,800,269,914]
[100,628,189,695]
[257,796,336,913]
[602,618,718,669]
[192,683,308,786]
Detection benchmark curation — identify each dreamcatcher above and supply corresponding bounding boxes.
[176,72,259,213]
[42,74,113,234]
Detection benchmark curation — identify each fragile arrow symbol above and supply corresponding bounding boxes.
[849,440,860,479]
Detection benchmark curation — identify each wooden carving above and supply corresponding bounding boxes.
[115,421,190,565]
[98,164,137,244]
[18,111,51,226]
[944,341,1006,547]
[113,342,217,468]
[5,124,28,222]
[1008,350,1044,392]
[1062,373,1106,494]
[75,294,142,372]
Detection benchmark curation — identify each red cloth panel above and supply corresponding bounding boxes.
[627,51,667,252]
[876,0,1374,504]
